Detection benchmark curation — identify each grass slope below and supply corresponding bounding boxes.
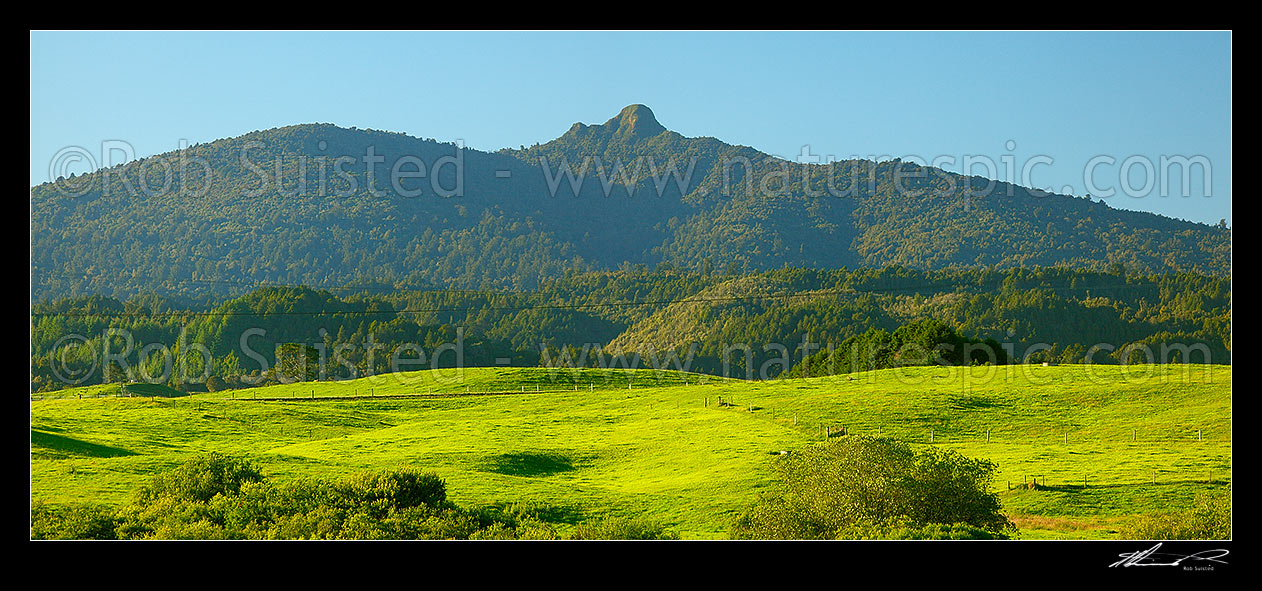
[30,364,1230,539]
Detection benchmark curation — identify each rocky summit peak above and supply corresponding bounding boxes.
[604,104,666,138]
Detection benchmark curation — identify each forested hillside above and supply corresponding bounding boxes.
[30,265,1230,392]
[30,105,1230,302]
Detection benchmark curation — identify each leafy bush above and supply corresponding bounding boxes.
[134,452,264,504]
[35,455,589,540]
[329,468,449,517]
[32,455,683,541]
[731,436,1015,539]
[30,502,119,540]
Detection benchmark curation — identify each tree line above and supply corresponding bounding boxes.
[30,264,1230,392]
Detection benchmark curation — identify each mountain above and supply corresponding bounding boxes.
[29,105,1230,301]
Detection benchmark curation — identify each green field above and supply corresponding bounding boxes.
[29,364,1231,539]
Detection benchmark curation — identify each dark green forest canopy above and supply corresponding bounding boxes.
[30,265,1230,392]
[30,108,1229,302]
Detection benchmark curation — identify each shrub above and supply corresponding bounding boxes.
[135,452,263,504]
[47,455,576,540]
[31,502,119,540]
[330,468,448,516]
[731,436,1014,539]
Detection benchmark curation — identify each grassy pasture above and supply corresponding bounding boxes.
[30,364,1230,539]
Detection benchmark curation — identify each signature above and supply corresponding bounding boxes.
[1110,543,1229,568]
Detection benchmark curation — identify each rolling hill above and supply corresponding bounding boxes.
[30,365,1231,539]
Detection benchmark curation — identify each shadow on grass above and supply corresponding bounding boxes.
[1006,480,1229,494]
[480,452,578,477]
[948,394,1004,410]
[31,430,137,458]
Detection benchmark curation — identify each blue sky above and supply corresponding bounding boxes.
[30,30,1231,225]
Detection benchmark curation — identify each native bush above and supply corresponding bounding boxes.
[731,436,1015,539]
[30,502,119,540]
[134,452,263,504]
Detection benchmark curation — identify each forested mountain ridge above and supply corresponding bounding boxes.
[30,105,1230,302]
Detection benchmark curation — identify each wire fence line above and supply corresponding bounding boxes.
[1002,473,1230,490]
